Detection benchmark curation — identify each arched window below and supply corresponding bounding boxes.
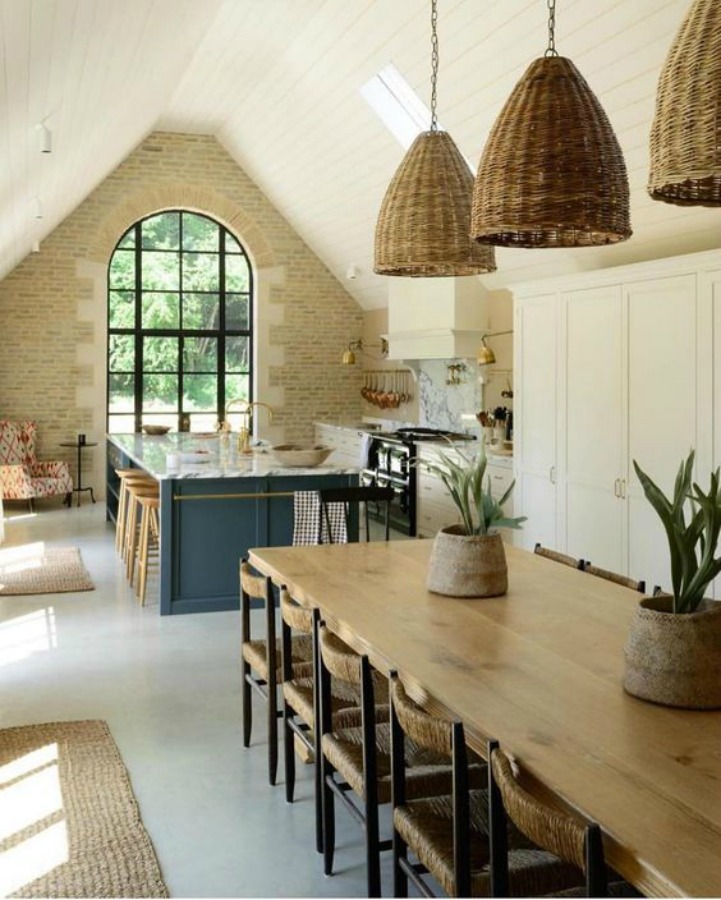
[107,210,252,433]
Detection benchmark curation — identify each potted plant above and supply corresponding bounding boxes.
[419,441,526,597]
[624,449,721,708]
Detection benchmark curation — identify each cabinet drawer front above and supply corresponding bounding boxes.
[487,467,513,500]
[418,474,453,504]
[417,505,455,535]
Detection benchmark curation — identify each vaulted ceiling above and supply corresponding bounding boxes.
[1,0,716,309]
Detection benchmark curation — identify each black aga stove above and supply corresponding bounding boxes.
[361,427,475,536]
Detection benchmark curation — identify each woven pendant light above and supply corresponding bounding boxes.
[471,0,631,248]
[374,0,496,276]
[648,0,721,205]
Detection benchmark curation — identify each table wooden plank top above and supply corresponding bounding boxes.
[248,540,721,898]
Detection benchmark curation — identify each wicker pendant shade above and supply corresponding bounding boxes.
[471,56,631,248]
[374,130,496,276]
[648,0,721,205]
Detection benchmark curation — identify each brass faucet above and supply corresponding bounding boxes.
[224,400,274,453]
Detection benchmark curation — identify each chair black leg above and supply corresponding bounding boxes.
[27,498,34,513]
[283,702,296,803]
[314,731,323,854]
[268,681,278,785]
[393,829,409,898]
[322,762,336,875]
[242,664,252,747]
[366,790,381,898]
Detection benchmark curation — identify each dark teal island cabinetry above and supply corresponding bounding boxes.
[107,435,358,615]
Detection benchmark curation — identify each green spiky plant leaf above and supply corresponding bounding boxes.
[417,441,526,536]
[633,450,721,613]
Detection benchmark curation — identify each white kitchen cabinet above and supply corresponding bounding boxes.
[416,447,515,541]
[314,424,363,469]
[486,459,516,544]
[625,274,703,592]
[563,284,625,571]
[561,275,700,583]
[416,446,461,538]
[514,294,559,551]
[515,250,718,595]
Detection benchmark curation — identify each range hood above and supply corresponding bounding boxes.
[384,277,489,360]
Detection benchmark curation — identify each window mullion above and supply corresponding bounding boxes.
[134,223,143,432]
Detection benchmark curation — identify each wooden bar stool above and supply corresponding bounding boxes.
[135,493,160,605]
[125,481,159,585]
[115,470,155,557]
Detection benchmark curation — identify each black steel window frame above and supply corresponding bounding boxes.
[106,209,253,432]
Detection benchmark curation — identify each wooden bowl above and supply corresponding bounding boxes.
[270,445,333,467]
[143,425,171,435]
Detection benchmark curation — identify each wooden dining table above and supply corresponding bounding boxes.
[248,539,721,898]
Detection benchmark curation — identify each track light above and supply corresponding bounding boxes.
[33,197,43,219]
[37,123,52,154]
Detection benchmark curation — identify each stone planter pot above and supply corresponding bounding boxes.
[623,594,721,709]
[426,525,508,598]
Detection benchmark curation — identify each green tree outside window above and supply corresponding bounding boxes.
[107,210,253,433]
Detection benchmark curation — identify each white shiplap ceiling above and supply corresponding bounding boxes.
[1,0,716,309]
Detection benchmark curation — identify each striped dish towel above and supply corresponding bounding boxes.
[293,491,348,545]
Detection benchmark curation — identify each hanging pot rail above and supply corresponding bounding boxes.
[359,368,415,406]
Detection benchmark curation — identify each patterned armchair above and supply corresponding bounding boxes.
[0,420,73,510]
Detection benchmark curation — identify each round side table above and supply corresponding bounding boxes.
[59,441,98,507]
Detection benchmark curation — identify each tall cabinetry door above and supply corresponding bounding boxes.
[515,294,558,551]
[626,274,704,591]
[563,285,625,570]
[708,270,721,600]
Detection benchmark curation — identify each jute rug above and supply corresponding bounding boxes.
[0,546,94,596]
[0,720,168,898]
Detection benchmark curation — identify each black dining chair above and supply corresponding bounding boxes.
[240,559,314,785]
[279,588,366,851]
[534,543,585,570]
[318,485,395,543]
[581,561,646,593]
[488,739,641,897]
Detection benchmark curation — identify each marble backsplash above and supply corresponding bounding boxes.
[417,360,480,432]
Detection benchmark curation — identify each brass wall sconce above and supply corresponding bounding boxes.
[477,330,513,366]
[342,338,389,365]
[446,363,467,386]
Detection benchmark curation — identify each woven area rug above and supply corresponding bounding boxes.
[0,720,168,898]
[0,546,94,596]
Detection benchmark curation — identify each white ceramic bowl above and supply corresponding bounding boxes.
[270,445,333,467]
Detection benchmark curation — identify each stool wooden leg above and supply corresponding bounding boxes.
[137,505,150,605]
[126,495,139,583]
[115,482,128,555]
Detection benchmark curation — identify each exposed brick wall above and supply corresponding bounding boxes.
[0,132,364,498]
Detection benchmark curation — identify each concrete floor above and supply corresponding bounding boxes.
[0,501,395,898]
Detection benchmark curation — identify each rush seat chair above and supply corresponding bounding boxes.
[488,740,640,897]
[240,559,314,785]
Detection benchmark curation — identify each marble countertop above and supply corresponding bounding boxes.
[314,420,394,433]
[107,434,361,480]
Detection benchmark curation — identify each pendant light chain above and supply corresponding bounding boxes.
[545,0,558,57]
[430,0,439,131]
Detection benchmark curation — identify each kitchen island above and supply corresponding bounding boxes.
[106,434,359,615]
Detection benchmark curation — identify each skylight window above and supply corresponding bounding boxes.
[361,62,474,172]
[360,63,435,150]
